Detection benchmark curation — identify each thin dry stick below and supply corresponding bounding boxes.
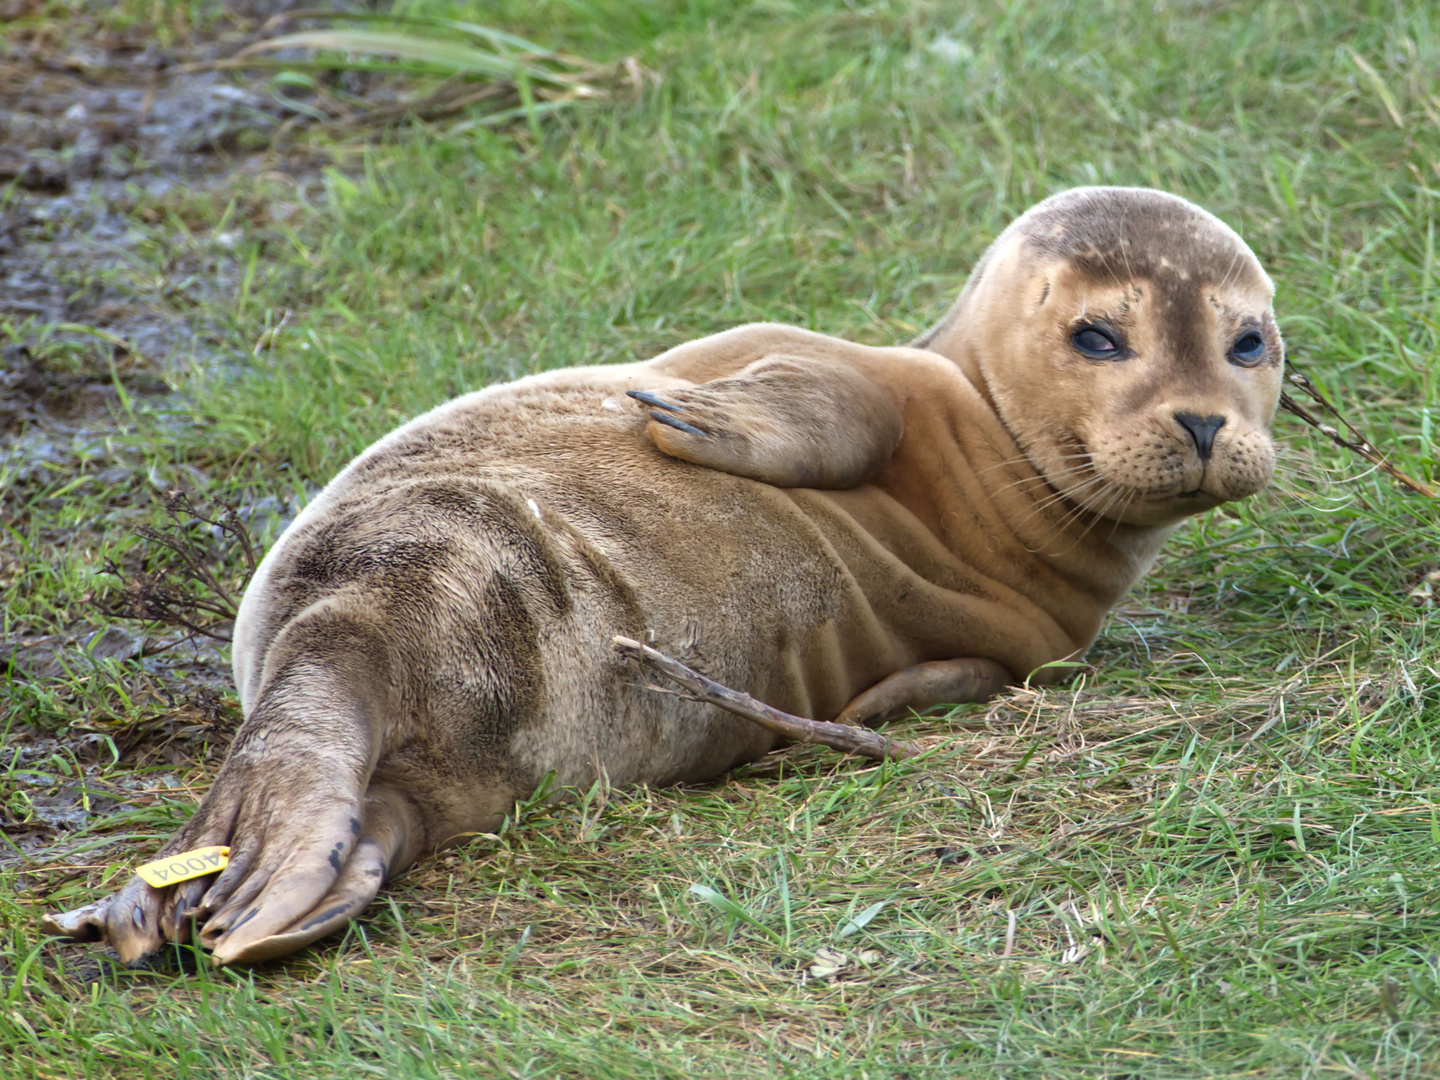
[1279,370,1436,497]
[612,636,920,762]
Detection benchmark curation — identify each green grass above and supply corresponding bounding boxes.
[3,0,1439,1077]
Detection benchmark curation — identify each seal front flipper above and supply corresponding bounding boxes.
[834,658,1012,727]
[629,355,903,488]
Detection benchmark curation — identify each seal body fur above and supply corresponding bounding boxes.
[44,187,1284,963]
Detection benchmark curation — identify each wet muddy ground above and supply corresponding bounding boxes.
[1,4,341,875]
[0,7,300,396]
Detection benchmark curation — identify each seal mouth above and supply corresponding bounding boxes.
[1161,486,1228,511]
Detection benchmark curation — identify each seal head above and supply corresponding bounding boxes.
[919,186,1283,528]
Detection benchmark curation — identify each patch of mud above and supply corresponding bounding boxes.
[0,341,172,432]
[0,7,318,539]
[3,628,238,872]
[0,16,343,450]
[0,7,331,879]
[5,624,230,686]
[3,744,190,877]
[0,9,327,553]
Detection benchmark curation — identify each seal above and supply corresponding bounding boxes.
[43,187,1284,964]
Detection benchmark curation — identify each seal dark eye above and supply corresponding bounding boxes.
[1230,331,1266,366]
[1071,326,1122,359]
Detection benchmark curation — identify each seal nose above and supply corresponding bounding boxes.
[1174,412,1226,460]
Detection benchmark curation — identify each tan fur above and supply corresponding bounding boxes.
[43,187,1283,964]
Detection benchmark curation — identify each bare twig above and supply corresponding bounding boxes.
[85,491,260,642]
[613,636,920,762]
[1279,370,1436,498]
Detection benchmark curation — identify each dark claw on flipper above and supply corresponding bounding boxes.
[649,410,709,437]
[626,389,683,412]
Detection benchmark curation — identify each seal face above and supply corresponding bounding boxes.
[919,187,1283,531]
[42,187,1283,965]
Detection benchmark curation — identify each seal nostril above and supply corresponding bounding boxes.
[1174,412,1225,460]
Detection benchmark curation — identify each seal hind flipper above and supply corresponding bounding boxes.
[82,744,371,963]
[205,784,423,964]
[44,613,394,963]
[39,896,112,943]
[186,773,365,947]
[86,766,249,962]
[159,869,223,946]
[834,658,1012,727]
[632,355,903,488]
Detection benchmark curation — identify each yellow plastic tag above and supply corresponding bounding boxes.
[136,846,230,888]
